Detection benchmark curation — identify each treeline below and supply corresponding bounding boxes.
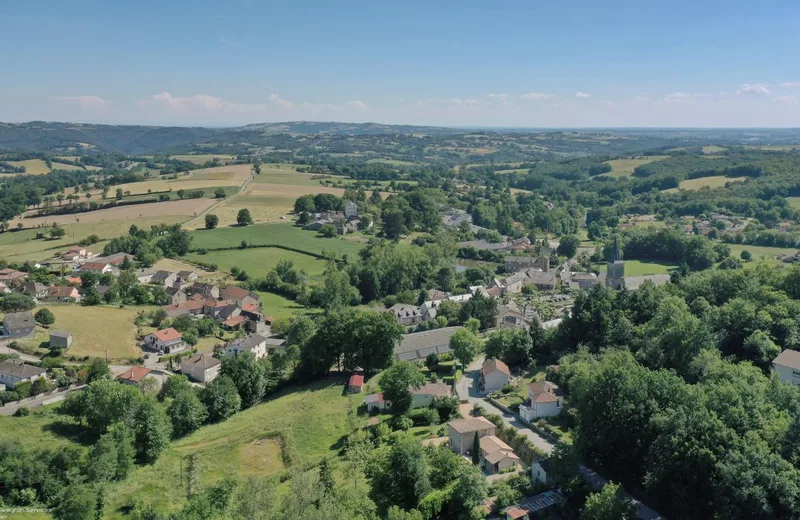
[605,226,730,270]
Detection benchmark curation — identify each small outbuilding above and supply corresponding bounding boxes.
[49,330,73,349]
[347,373,364,394]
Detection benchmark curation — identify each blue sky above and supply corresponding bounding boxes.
[1,0,799,127]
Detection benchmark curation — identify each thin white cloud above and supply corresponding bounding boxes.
[774,95,798,106]
[417,98,481,108]
[663,92,694,104]
[268,93,293,110]
[51,95,113,110]
[345,100,368,110]
[487,93,508,102]
[521,92,555,101]
[780,81,800,87]
[737,83,771,96]
[575,92,591,98]
[142,92,225,110]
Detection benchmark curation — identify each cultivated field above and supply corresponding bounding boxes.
[108,164,252,197]
[678,176,747,190]
[0,216,189,263]
[186,247,327,278]
[189,222,364,257]
[106,378,361,514]
[5,159,51,174]
[601,156,669,178]
[10,198,215,230]
[45,305,154,359]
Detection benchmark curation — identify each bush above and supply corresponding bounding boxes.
[35,308,55,326]
[392,415,413,431]
[14,407,30,417]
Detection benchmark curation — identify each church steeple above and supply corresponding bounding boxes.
[606,236,625,290]
[611,235,622,262]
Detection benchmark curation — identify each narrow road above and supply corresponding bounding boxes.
[461,356,664,519]
[0,385,85,416]
[0,344,41,363]
[459,356,554,454]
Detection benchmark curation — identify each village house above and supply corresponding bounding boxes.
[0,360,47,389]
[225,333,268,359]
[420,293,473,321]
[1,311,35,339]
[240,302,263,321]
[203,298,234,318]
[496,303,534,330]
[80,261,113,275]
[180,353,221,383]
[93,252,134,266]
[504,254,550,273]
[501,269,557,293]
[166,286,187,305]
[480,435,521,474]
[344,200,359,219]
[18,281,49,299]
[117,366,152,385]
[481,358,511,393]
[142,327,186,354]
[411,381,452,408]
[47,285,81,303]
[222,314,248,331]
[531,458,552,485]
[176,270,198,284]
[347,373,364,393]
[150,270,178,287]
[519,381,564,422]
[447,416,497,455]
[164,299,206,318]
[189,282,220,299]
[773,349,800,385]
[49,330,73,349]
[221,286,260,307]
[0,268,29,285]
[365,392,389,412]
[386,303,423,326]
[394,326,462,361]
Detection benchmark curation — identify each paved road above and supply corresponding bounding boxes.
[0,344,40,363]
[0,385,85,415]
[458,356,554,454]
[460,356,664,519]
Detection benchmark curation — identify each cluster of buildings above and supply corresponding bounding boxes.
[302,200,367,235]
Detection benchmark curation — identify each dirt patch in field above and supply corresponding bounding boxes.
[12,198,216,228]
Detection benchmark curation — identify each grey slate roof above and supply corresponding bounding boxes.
[226,333,267,352]
[50,330,72,339]
[183,353,221,370]
[395,326,461,361]
[3,311,34,332]
[0,360,47,379]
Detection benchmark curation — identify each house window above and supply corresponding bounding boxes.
[793,370,800,378]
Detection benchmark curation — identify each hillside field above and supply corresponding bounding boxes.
[601,156,669,178]
[678,176,748,190]
[185,247,327,278]
[106,378,361,515]
[46,305,155,359]
[189,222,364,257]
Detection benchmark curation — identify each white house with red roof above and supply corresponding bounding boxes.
[520,381,564,421]
[142,327,186,354]
[481,358,511,393]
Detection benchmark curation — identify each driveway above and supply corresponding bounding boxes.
[0,344,40,363]
[459,356,554,455]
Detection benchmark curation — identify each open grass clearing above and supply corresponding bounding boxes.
[185,247,327,279]
[600,156,669,178]
[189,222,364,257]
[5,159,51,174]
[0,405,89,452]
[106,377,361,515]
[495,168,529,175]
[595,259,676,276]
[365,158,417,166]
[678,176,747,190]
[787,197,800,210]
[43,305,156,360]
[728,243,798,268]
[702,145,728,154]
[254,291,311,320]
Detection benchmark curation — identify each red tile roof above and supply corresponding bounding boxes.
[223,315,247,327]
[82,262,108,271]
[49,285,78,298]
[242,303,260,313]
[348,374,364,388]
[152,327,182,342]
[222,286,251,300]
[117,366,152,383]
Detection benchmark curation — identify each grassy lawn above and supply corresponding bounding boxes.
[254,291,312,320]
[0,405,90,452]
[252,163,321,186]
[44,305,156,360]
[189,222,364,257]
[595,259,676,276]
[106,377,360,515]
[729,243,796,268]
[678,176,747,190]
[185,247,327,278]
[601,156,669,178]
